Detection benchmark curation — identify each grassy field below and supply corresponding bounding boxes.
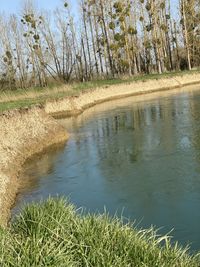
[0,70,199,112]
[0,198,199,267]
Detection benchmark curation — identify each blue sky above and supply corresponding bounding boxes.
[0,0,77,15]
[0,0,179,18]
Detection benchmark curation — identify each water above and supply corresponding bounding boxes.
[13,86,200,252]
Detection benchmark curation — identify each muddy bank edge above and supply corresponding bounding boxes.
[0,108,68,224]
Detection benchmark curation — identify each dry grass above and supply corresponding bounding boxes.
[0,84,72,103]
[0,108,68,223]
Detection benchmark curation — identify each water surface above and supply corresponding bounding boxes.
[13,86,200,251]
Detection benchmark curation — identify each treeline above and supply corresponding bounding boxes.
[0,0,200,90]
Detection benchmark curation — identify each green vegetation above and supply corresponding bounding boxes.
[0,70,199,112]
[0,198,199,266]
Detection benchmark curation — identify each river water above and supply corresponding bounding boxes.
[13,85,200,252]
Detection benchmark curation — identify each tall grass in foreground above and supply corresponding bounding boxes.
[0,198,199,267]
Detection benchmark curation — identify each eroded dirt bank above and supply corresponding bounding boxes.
[0,108,68,224]
[45,73,200,117]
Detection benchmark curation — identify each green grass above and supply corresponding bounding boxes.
[0,198,199,266]
[0,91,78,112]
[0,70,199,112]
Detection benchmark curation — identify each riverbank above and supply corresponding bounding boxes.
[1,71,200,114]
[1,198,199,266]
[44,72,200,117]
[0,108,68,224]
[1,71,200,223]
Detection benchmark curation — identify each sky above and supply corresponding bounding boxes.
[0,0,78,15]
[0,0,179,18]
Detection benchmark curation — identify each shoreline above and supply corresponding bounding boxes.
[44,73,200,117]
[1,72,200,224]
